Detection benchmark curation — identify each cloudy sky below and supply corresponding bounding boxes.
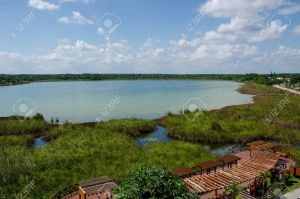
[0,0,300,74]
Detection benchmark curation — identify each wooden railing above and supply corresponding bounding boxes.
[50,183,78,199]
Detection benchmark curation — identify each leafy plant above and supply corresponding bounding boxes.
[115,166,198,199]
[223,182,244,199]
[260,171,272,193]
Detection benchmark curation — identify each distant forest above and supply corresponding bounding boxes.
[0,73,300,86]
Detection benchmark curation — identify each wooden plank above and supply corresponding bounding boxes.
[184,152,280,194]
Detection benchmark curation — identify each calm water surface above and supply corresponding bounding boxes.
[135,125,172,147]
[33,137,49,148]
[0,80,253,123]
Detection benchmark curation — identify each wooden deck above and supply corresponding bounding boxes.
[184,152,280,195]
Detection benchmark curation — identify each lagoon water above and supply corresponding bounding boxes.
[135,125,172,146]
[0,80,253,123]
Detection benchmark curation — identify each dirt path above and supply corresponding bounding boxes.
[273,85,300,95]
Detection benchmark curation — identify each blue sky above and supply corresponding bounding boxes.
[0,0,300,74]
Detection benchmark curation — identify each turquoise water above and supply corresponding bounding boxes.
[0,80,253,123]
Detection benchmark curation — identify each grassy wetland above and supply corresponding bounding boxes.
[0,118,214,198]
[1,82,300,198]
[161,83,300,145]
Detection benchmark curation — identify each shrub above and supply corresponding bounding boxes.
[116,166,198,199]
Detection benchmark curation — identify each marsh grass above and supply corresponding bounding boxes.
[96,118,156,136]
[2,83,300,198]
[0,117,49,136]
[0,119,212,198]
[163,83,300,144]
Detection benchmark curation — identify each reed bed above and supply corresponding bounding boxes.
[0,119,212,198]
[163,83,300,144]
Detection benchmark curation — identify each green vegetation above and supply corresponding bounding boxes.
[1,73,300,86]
[223,182,245,199]
[162,83,300,144]
[0,116,50,136]
[96,119,156,136]
[263,174,300,198]
[0,118,213,198]
[116,166,198,199]
[1,81,300,198]
[260,172,272,194]
[285,175,300,190]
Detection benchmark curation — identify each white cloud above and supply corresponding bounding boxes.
[1,36,300,74]
[167,34,300,73]
[279,4,300,15]
[217,15,265,33]
[137,39,165,59]
[58,11,94,25]
[199,0,285,18]
[248,21,288,42]
[203,31,236,43]
[293,25,300,36]
[60,0,95,3]
[268,45,300,71]
[199,0,291,43]
[28,0,60,10]
[170,34,202,50]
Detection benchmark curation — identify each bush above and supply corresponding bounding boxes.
[32,113,44,120]
[116,166,198,199]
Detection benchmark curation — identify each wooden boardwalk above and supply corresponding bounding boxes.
[184,152,281,197]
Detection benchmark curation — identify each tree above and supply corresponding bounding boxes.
[32,113,44,120]
[260,172,272,193]
[115,166,198,199]
[223,182,244,199]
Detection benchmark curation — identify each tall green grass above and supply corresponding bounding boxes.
[163,83,300,144]
[96,118,156,136]
[2,83,300,198]
[0,118,49,136]
[0,119,212,198]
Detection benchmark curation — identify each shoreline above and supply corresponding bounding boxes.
[0,78,237,87]
[0,80,253,125]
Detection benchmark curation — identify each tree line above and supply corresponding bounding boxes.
[0,73,299,86]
